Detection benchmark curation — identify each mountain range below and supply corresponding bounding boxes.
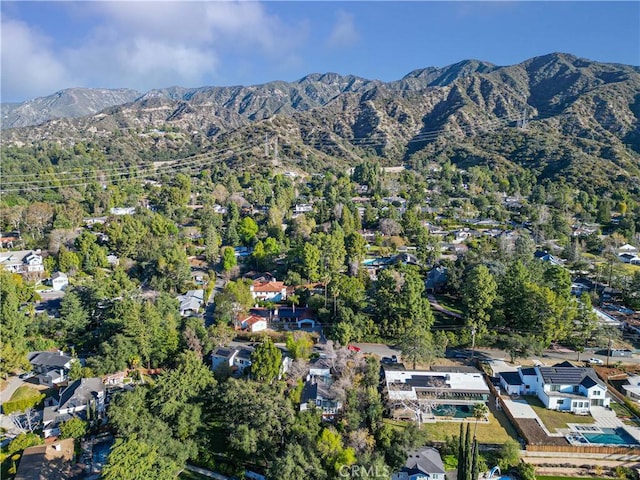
[2,53,639,195]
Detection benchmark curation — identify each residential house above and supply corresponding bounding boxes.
[425,266,447,294]
[103,371,126,386]
[57,377,105,416]
[499,362,610,413]
[109,207,136,215]
[106,254,119,266]
[27,351,74,386]
[534,250,564,267]
[0,250,44,275]
[240,314,267,333]
[211,347,238,371]
[384,367,490,421]
[275,306,317,329]
[618,244,639,255]
[392,447,446,480]
[0,231,21,249]
[42,378,105,437]
[250,279,287,302]
[300,356,342,420]
[50,272,68,291]
[176,289,204,317]
[293,204,313,214]
[622,375,640,403]
[14,438,76,480]
[243,271,277,283]
[571,277,595,296]
[83,216,108,226]
[211,347,254,375]
[619,253,640,265]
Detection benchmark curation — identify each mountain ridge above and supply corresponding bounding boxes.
[2,53,639,197]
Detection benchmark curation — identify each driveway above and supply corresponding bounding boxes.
[427,294,463,319]
[1,376,27,435]
[1,376,24,404]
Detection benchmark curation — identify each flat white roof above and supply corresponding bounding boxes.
[385,369,489,401]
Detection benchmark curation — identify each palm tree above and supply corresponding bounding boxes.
[288,294,300,313]
[472,402,489,438]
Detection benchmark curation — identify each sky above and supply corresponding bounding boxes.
[2,1,639,103]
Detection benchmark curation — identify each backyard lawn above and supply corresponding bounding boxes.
[8,386,40,401]
[385,409,517,444]
[524,397,595,432]
[433,294,464,314]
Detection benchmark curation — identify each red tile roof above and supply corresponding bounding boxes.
[252,281,285,292]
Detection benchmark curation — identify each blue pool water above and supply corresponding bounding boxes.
[432,404,474,418]
[92,439,114,468]
[582,428,639,445]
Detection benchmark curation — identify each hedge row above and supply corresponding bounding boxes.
[2,392,45,415]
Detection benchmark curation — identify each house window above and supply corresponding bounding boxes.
[525,385,530,389]
[551,385,560,392]
[593,390,600,396]
[573,386,579,393]
[558,399,564,405]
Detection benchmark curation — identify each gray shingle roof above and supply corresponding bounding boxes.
[59,378,104,410]
[404,447,445,475]
[28,351,72,368]
[538,365,603,388]
[500,371,523,386]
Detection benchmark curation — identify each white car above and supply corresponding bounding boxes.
[587,358,604,365]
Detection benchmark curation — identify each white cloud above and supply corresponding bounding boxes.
[1,19,74,101]
[63,25,219,91]
[326,10,359,49]
[4,1,310,100]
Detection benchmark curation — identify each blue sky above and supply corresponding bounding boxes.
[2,1,639,102]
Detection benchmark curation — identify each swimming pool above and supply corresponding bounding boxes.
[432,404,474,418]
[582,427,639,445]
[92,439,114,469]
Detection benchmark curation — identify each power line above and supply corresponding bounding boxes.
[0,144,258,192]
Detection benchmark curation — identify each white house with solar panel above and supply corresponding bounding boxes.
[499,361,610,414]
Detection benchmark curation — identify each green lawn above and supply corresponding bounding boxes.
[384,409,517,444]
[433,294,464,314]
[7,385,43,404]
[524,397,595,432]
[2,385,46,414]
[610,401,636,420]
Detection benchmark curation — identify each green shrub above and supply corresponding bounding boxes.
[517,462,536,480]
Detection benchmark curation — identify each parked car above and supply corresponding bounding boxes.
[19,371,35,380]
[347,345,361,352]
[587,358,604,365]
[391,355,398,363]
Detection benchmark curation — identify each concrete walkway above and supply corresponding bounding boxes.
[590,405,625,428]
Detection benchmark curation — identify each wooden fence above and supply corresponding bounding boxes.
[526,444,640,454]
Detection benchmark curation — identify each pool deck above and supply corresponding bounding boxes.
[502,396,640,446]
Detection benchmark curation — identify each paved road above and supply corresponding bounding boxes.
[204,275,226,327]
[349,343,640,367]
